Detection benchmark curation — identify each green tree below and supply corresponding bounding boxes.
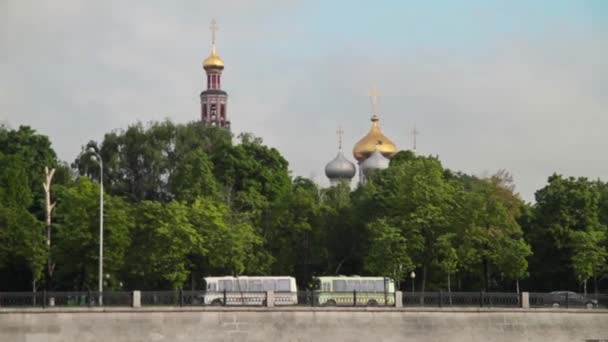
[364,219,412,286]
[494,237,532,293]
[0,153,46,291]
[170,149,219,203]
[53,178,132,290]
[435,233,458,299]
[526,174,607,291]
[570,230,607,296]
[124,200,202,289]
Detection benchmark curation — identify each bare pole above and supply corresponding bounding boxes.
[42,167,56,291]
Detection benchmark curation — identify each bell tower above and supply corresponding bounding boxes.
[200,19,230,129]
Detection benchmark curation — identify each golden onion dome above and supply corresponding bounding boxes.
[203,45,224,69]
[353,114,397,161]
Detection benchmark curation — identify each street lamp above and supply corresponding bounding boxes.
[88,147,103,305]
[410,271,416,294]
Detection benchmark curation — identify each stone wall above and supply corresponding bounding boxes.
[1,307,608,342]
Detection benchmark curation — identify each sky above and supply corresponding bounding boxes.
[1,0,607,201]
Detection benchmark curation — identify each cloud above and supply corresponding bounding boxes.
[1,0,606,201]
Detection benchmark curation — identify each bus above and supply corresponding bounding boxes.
[312,276,395,306]
[203,276,298,306]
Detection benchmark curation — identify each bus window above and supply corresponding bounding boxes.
[360,280,369,292]
[263,279,275,291]
[333,280,346,292]
[322,281,330,292]
[207,283,216,291]
[374,280,385,292]
[346,280,356,291]
[277,279,290,292]
[237,278,247,291]
[219,280,232,291]
[249,279,262,292]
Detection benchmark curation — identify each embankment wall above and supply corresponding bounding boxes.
[1,307,607,342]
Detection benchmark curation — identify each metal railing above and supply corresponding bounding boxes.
[1,291,606,309]
[530,292,608,309]
[0,291,132,308]
[402,291,520,308]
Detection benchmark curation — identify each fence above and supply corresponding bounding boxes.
[402,291,521,308]
[529,292,608,309]
[0,291,132,308]
[1,291,606,309]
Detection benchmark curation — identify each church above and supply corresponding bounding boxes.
[325,87,397,185]
[197,20,397,186]
[200,19,230,129]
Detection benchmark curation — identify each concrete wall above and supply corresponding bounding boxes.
[1,307,608,342]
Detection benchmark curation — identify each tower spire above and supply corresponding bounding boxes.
[336,126,344,151]
[200,18,229,129]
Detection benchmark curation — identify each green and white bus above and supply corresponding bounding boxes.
[312,276,395,306]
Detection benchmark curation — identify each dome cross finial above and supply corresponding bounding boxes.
[210,18,219,46]
[336,126,344,151]
[368,83,381,117]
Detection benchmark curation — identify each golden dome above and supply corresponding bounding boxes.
[353,114,397,161]
[203,45,224,69]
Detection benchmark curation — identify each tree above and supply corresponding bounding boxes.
[570,230,607,296]
[0,153,46,291]
[494,238,532,294]
[358,154,458,292]
[0,207,46,291]
[456,172,527,291]
[364,219,412,287]
[53,178,132,290]
[170,149,219,203]
[123,200,200,289]
[436,233,458,301]
[526,174,607,291]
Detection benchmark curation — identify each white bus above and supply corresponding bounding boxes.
[203,276,298,306]
[312,276,395,306]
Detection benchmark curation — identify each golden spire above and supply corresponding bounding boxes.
[203,18,224,69]
[352,84,397,161]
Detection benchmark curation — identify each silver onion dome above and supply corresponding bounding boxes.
[325,151,357,180]
[360,149,390,175]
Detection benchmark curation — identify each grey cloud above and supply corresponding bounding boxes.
[1,1,606,201]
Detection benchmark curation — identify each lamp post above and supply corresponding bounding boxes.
[88,148,103,305]
[410,271,416,294]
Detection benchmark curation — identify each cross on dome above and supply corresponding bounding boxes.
[336,126,344,150]
[210,18,219,45]
[368,83,381,116]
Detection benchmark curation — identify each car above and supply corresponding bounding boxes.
[548,291,598,308]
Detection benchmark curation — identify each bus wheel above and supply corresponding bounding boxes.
[211,299,223,306]
[367,299,378,307]
[325,300,337,307]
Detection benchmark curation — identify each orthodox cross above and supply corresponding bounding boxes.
[411,125,420,151]
[368,83,381,115]
[210,18,219,45]
[336,126,344,150]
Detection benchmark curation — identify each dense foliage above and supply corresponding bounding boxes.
[1,122,607,293]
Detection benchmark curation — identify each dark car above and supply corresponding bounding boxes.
[548,291,598,308]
